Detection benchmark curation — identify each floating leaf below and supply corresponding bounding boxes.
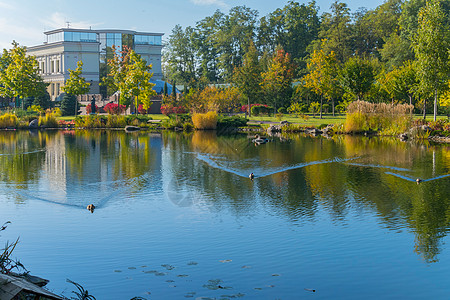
[161,264,175,270]
[177,274,189,278]
[187,261,198,266]
[128,267,137,270]
[271,273,281,277]
[114,270,122,273]
[184,291,196,298]
[219,259,232,263]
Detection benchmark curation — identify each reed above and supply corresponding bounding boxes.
[192,111,218,130]
[344,101,413,134]
[38,112,59,128]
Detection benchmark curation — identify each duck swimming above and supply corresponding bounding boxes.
[87,204,95,212]
[252,135,268,145]
[249,173,254,180]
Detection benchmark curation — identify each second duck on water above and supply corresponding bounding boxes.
[252,135,268,145]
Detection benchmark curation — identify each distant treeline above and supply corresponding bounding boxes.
[163,0,450,119]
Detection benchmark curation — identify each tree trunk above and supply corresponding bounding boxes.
[434,88,437,121]
[423,98,427,120]
[332,98,335,117]
[320,96,323,119]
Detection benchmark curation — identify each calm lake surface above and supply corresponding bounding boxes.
[0,130,449,299]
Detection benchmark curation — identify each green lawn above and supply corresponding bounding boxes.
[248,113,448,127]
[248,114,346,126]
[57,113,169,122]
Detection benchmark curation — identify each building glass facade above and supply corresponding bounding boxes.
[28,28,163,100]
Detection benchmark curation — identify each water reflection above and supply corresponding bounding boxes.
[0,130,449,263]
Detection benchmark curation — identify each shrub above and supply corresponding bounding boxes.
[217,115,248,129]
[27,105,44,115]
[125,115,152,126]
[161,104,186,115]
[240,104,268,113]
[52,107,62,117]
[162,118,183,129]
[74,115,105,128]
[278,107,287,114]
[106,115,127,128]
[104,103,127,115]
[138,104,147,114]
[251,105,261,116]
[183,122,194,131]
[192,111,218,130]
[0,113,18,128]
[86,104,99,114]
[38,112,59,128]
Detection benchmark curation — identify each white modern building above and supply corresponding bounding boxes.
[27,28,163,101]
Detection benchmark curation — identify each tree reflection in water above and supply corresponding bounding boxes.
[0,130,448,262]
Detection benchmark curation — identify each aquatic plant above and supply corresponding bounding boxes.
[66,279,96,300]
[0,221,25,275]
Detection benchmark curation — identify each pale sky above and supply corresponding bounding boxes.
[0,0,385,50]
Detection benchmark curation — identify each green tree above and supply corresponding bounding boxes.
[314,1,353,62]
[260,48,295,110]
[125,50,157,113]
[339,56,376,101]
[232,42,262,116]
[303,42,340,118]
[0,41,46,109]
[193,11,224,83]
[380,61,418,105]
[163,81,168,96]
[413,0,450,121]
[62,61,91,96]
[62,60,91,116]
[215,6,259,80]
[102,46,156,111]
[164,25,197,85]
[60,94,77,116]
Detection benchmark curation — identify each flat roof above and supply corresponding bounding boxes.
[44,28,164,36]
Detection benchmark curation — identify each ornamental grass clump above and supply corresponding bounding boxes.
[344,101,413,135]
[38,112,59,128]
[0,113,18,128]
[192,111,218,130]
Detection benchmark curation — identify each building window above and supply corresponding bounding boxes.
[56,83,60,95]
[40,62,44,73]
[56,60,60,73]
[51,61,54,73]
[51,83,55,96]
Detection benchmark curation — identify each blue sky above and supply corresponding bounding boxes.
[0,0,384,50]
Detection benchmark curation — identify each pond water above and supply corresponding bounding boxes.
[0,130,449,299]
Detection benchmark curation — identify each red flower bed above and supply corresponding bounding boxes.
[104,103,127,115]
[161,104,186,115]
[86,104,99,114]
[240,104,268,112]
